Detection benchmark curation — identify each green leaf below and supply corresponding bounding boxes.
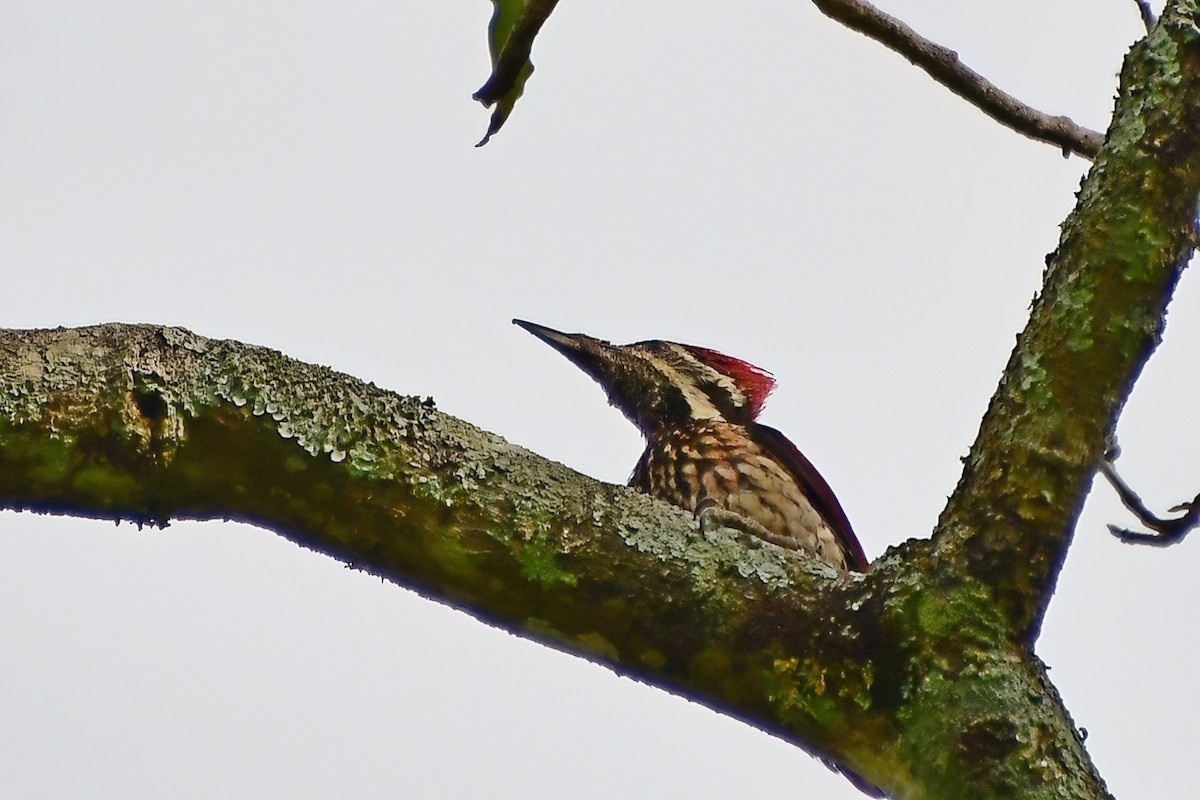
[473,0,560,146]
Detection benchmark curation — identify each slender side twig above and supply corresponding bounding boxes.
[811,0,1104,159]
[1134,0,1157,33]
[1099,451,1200,546]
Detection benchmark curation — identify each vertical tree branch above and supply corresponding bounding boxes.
[934,3,1200,642]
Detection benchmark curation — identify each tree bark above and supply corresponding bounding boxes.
[0,323,1099,799]
[3,3,1199,799]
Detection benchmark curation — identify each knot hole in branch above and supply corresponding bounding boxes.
[126,374,181,466]
[133,386,167,423]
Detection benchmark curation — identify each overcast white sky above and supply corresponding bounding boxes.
[2,1,1196,797]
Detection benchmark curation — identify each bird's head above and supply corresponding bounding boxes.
[514,319,775,436]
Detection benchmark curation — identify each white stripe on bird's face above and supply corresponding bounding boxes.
[633,343,749,422]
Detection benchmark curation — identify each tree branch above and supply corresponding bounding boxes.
[0,324,1108,799]
[812,0,1105,158]
[933,2,1200,643]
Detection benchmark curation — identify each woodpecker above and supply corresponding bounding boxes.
[514,319,869,573]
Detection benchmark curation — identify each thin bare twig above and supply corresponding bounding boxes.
[1134,0,1157,33]
[812,0,1104,159]
[1099,449,1200,546]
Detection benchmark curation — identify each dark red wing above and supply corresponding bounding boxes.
[752,423,869,572]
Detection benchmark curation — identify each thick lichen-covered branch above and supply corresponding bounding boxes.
[935,3,1200,643]
[0,324,1107,799]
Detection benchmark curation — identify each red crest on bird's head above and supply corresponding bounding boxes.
[678,345,776,420]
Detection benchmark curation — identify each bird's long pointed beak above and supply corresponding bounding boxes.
[512,319,587,356]
[513,319,618,386]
